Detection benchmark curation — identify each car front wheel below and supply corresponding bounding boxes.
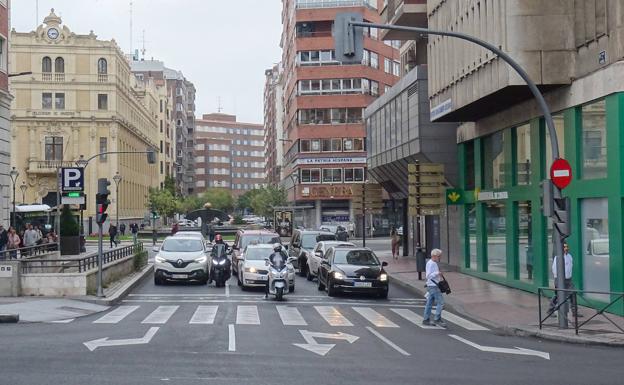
[317,272,325,291]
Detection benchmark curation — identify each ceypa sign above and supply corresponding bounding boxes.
[61,167,84,192]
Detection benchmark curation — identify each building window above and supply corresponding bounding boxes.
[392,61,401,76]
[0,36,6,71]
[322,168,342,183]
[467,204,477,269]
[99,137,107,161]
[42,93,53,109]
[518,201,533,282]
[485,201,506,276]
[98,94,108,110]
[483,131,506,189]
[44,136,63,161]
[370,52,379,69]
[344,168,364,182]
[581,99,607,179]
[515,123,531,185]
[97,58,107,74]
[54,57,64,73]
[384,58,391,74]
[42,56,52,73]
[343,138,364,151]
[582,198,610,302]
[321,138,342,152]
[55,93,65,110]
[300,168,320,183]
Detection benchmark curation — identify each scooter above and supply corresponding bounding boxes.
[266,258,290,301]
[211,243,231,287]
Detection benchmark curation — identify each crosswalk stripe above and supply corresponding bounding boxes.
[439,312,489,331]
[390,308,441,329]
[314,306,353,326]
[276,306,307,326]
[189,306,219,324]
[94,306,139,324]
[141,306,179,324]
[236,305,260,325]
[353,307,398,328]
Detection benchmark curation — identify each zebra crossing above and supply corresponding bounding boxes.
[80,304,488,331]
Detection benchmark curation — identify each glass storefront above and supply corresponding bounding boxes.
[518,201,533,282]
[515,124,531,185]
[581,198,610,302]
[581,99,607,179]
[467,204,477,269]
[485,201,506,276]
[483,131,506,189]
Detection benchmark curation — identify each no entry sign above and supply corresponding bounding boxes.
[550,158,572,189]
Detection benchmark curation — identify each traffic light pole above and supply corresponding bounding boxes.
[97,222,104,297]
[362,183,366,248]
[345,20,567,327]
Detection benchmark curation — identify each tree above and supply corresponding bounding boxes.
[200,188,235,212]
[147,188,179,219]
[250,186,287,219]
[237,189,261,212]
[163,175,177,197]
[178,195,203,214]
[60,205,79,236]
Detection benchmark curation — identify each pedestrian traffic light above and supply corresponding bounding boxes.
[553,196,570,238]
[95,178,111,225]
[333,12,364,64]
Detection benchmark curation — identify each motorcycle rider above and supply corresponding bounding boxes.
[265,243,287,299]
[211,234,231,279]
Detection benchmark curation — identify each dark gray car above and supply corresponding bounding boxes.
[288,229,337,277]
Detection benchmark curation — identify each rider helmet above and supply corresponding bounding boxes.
[273,243,282,252]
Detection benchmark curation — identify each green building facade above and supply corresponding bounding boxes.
[458,93,624,315]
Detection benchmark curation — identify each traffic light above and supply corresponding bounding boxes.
[333,12,364,64]
[553,196,570,238]
[95,178,111,225]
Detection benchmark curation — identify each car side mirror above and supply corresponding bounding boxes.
[382,261,388,267]
[321,260,330,266]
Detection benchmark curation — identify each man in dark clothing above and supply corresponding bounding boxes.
[0,225,8,255]
[130,223,139,244]
[119,223,126,236]
[336,226,349,241]
[109,224,118,248]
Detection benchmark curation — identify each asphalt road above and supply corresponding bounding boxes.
[0,262,622,385]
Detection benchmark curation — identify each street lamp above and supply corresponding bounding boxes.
[9,167,19,228]
[19,182,28,204]
[75,155,89,168]
[113,172,122,230]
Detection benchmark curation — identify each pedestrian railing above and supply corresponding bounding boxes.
[20,243,143,274]
[538,287,624,335]
[0,242,59,260]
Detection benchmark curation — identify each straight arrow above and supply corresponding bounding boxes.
[449,334,550,360]
[84,327,159,351]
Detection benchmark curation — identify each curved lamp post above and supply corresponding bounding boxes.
[9,167,19,228]
[113,172,122,230]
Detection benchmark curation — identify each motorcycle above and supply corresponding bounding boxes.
[211,243,231,287]
[265,257,293,301]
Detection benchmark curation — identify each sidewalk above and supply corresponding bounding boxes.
[380,253,624,346]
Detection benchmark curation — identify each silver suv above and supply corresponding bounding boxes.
[231,229,281,276]
[154,236,210,285]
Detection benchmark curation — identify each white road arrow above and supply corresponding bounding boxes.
[449,334,550,360]
[83,327,160,352]
[293,330,359,356]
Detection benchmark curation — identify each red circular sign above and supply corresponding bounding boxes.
[550,158,572,189]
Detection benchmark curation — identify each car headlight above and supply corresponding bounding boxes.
[194,256,207,264]
[379,273,388,282]
[246,266,257,273]
[333,271,344,280]
[155,256,166,263]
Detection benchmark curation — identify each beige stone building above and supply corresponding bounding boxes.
[9,10,159,227]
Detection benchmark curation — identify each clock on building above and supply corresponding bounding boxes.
[47,28,59,40]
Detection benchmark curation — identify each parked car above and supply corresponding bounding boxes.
[236,243,294,292]
[319,224,340,234]
[288,229,337,277]
[307,241,355,281]
[231,229,281,276]
[153,236,210,285]
[317,246,389,298]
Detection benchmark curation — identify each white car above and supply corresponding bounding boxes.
[237,244,295,292]
[307,241,355,281]
[154,236,210,285]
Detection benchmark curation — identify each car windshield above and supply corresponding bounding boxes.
[333,250,380,266]
[302,233,336,249]
[241,235,280,249]
[244,247,273,260]
[161,238,203,252]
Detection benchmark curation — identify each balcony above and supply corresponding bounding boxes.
[295,0,376,10]
[41,73,66,82]
[27,160,77,174]
[98,74,108,82]
[380,0,427,40]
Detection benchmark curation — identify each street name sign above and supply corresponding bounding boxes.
[61,167,84,192]
[550,158,572,189]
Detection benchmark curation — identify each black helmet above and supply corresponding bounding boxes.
[273,243,282,252]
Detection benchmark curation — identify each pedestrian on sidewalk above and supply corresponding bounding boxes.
[130,223,138,244]
[119,223,126,236]
[347,222,354,238]
[549,242,580,317]
[0,225,8,254]
[390,227,400,260]
[423,248,447,328]
[109,224,118,248]
[7,227,20,259]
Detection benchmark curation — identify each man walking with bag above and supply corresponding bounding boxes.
[423,248,447,328]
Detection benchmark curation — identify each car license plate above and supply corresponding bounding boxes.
[275,281,285,288]
[354,282,372,288]
[259,275,267,281]
[172,274,187,279]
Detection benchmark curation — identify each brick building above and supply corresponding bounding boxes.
[194,113,265,196]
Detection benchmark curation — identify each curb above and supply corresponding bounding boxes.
[389,272,624,347]
[0,313,19,323]
[78,263,154,307]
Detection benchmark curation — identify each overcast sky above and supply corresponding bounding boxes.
[11,0,283,124]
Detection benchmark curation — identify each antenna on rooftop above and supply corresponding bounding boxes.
[141,30,147,59]
[217,97,223,113]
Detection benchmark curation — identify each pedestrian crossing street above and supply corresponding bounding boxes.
[76,303,489,331]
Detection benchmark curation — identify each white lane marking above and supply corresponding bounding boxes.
[94,306,140,324]
[141,306,179,324]
[449,334,550,360]
[189,306,219,324]
[314,306,353,326]
[352,307,399,328]
[122,299,422,308]
[390,308,441,329]
[225,279,230,297]
[366,327,410,356]
[50,318,75,323]
[293,330,359,356]
[276,306,307,326]
[236,305,260,325]
[228,324,236,352]
[442,312,489,331]
[84,327,159,352]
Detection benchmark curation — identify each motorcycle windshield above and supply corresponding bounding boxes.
[212,244,226,259]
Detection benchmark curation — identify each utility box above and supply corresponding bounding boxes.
[0,261,21,297]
